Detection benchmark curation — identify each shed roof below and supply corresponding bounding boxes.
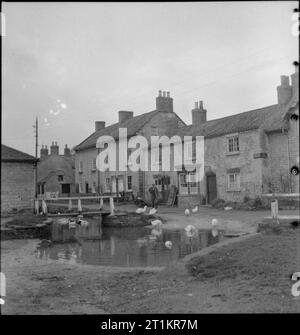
[1,144,38,163]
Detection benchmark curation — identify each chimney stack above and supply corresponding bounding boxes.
[64,144,71,156]
[156,90,173,113]
[118,111,134,123]
[50,141,59,155]
[95,121,106,132]
[40,144,49,160]
[291,64,299,99]
[277,75,293,105]
[192,100,207,126]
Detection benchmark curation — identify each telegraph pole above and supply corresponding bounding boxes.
[33,117,38,199]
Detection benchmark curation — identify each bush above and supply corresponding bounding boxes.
[210,198,225,208]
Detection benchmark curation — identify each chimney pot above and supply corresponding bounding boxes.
[159,90,162,97]
[199,101,203,109]
[167,91,170,98]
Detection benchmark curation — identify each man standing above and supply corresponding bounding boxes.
[149,183,159,209]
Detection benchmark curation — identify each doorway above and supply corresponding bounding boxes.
[207,174,217,204]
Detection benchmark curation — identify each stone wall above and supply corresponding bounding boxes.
[1,162,35,212]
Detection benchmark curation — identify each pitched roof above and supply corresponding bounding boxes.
[75,110,160,151]
[1,144,38,163]
[171,104,284,138]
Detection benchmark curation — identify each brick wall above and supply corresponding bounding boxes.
[1,162,35,212]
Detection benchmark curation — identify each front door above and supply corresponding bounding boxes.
[207,174,217,204]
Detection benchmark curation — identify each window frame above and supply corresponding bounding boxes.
[227,134,240,154]
[227,172,241,191]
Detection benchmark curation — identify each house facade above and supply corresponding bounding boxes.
[74,91,186,202]
[173,69,299,207]
[37,142,75,198]
[1,144,38,212]
[74,69,299,207]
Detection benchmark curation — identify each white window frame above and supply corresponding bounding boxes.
[127,176,132,191]
[105,178,111,193]
[227,134,240,154]
[92,158,96,171]
[227,173,240,191]
[79,161,83,173]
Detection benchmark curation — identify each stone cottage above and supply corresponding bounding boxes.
[171,68,299,207]
[74,91,186,201]
[1,144,38,212]
[37,142,75,197]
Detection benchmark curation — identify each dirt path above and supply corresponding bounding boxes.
[1,226,300,314]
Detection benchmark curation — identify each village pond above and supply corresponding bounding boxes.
[35,218,227,267]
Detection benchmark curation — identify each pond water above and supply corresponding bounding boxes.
[35,219,226,267]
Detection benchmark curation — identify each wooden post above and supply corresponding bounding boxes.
[271,199,279,224]
[78,199,82,213]
[68,199,72,211]
[109,197,115,216]
[99,197,104,210]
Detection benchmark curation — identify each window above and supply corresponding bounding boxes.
[38,183,45,194]
[227,173,240,191]
[127,176,132,191]
[227,135,239,153]
[179,173,188,194]
[79,182,83,193]
[79,161,83,173]
[58,175,64,182]
[188,172,198,194]
[154,178,162,192]
[105,178,111,192]
[91,181,97,194]
[92,158,97,171]
[179,172,199,194]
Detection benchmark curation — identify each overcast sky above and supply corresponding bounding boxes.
[2,1,298,155]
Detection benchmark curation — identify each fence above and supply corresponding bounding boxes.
[34,195,115,216]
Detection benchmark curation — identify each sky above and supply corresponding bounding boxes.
[2,1,299,156]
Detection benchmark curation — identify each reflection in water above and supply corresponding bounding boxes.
[36,218,226,267]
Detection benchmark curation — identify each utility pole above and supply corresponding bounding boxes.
[33,117,38,199]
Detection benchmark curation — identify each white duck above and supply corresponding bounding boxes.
[165,241,172,249]
[149,208,157,215]
[185,209,190,216]
[136,206,147,214]
[211,218,219,227]
[151,219,162,228]
[191,205,198,213]
[224,206,233,211]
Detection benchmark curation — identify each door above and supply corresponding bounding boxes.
[85,182,89,194]
[207,174,217,204]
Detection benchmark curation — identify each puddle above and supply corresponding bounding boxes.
[35,218,226,267]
